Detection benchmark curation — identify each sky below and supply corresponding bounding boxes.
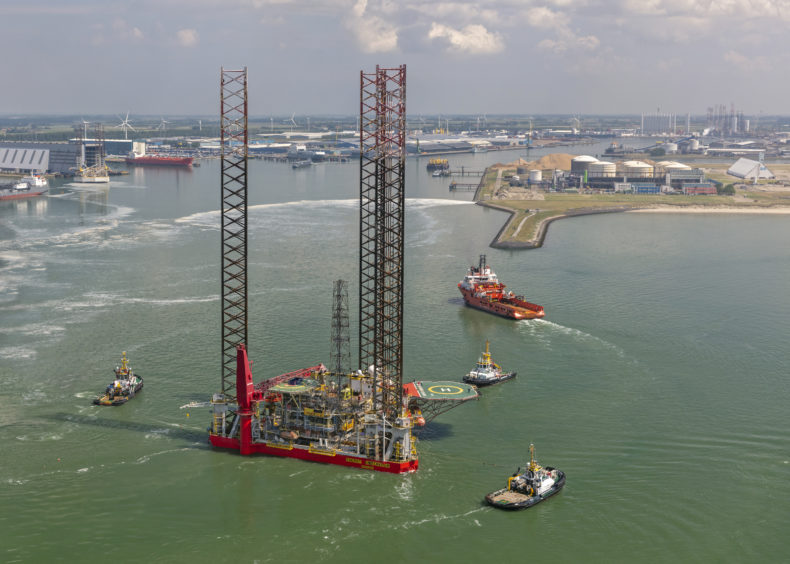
[1,0,789,117]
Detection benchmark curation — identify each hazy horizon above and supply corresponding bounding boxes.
[2,1,788,116]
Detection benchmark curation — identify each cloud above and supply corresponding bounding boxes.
[112,18,144,41]
[525,6,566,28]
[346,0,399,52]
[723,49,770,72]
[177,28,199,47]
[427,23,504,54]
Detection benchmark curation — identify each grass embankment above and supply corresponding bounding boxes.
[478,164,790,247]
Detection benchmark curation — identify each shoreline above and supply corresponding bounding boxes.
[482,203,790,249]
[628,205,790,214]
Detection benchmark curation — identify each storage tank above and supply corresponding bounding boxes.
[663,142,678,154]
[620,160,654,178]
[663,161,691,171]
[528,169,542,183]
[587,160,616,177]
[689,139,700,151]
[571,155,599,174]
[655,160,685,172]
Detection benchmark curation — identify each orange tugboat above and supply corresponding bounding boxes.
[458,255,545,320]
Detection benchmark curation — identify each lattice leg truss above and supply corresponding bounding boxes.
[220,67,248,398]
[330,279,350,375]
[359,65,407,420]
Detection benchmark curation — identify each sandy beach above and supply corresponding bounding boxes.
[628,205,790,214]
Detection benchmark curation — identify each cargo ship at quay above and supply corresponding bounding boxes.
[125,153,193,167]
[458,255,545,320]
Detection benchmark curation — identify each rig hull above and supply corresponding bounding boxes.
[209,435,419,473]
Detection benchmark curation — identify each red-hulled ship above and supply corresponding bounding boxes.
[125,153,193,167]
[458,255,545,320]
[0,180,47,201]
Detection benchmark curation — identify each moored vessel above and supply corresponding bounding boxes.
[458,255,545,320]
[74,165,110,183]
[20,174,48,188]
[125,153,194,167]
[426,158,449,171]
[0,181,47,201]
[93,351,144,406]
[485,444,566,510]
[463,340,516,386]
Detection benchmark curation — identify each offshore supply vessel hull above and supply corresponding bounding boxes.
[458,255,544,320]
[208,346,477,474]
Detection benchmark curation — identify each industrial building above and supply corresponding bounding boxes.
[0,139,112,175]
[727,158,775,180]
[0,141,78,174]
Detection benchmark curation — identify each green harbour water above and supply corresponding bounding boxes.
[1,145,789,562]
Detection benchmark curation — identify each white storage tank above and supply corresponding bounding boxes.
[571,155,599,174]
[620,160,654,178]
[588,160,616,177]
[689,139,700,151]
[655,160,687,172]
[663,142,678,154]
[528,169,542,183]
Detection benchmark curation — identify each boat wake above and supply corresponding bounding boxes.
[174,198,472,230]
[517,318,628,357]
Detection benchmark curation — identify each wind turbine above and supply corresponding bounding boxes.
[157,117,170,137]
[289,113,297,132]
[116,112,136,140]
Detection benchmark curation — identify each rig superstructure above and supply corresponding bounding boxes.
[208,65,477,473]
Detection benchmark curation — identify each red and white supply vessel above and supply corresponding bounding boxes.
[458,255,545,320]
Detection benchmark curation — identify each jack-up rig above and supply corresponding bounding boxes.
[209,65,477,473]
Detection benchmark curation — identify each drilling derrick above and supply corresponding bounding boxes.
[359,65,407,423]
[219,67,249,400]
[329,280,350,375]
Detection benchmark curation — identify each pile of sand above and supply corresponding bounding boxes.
[495,153,577,171]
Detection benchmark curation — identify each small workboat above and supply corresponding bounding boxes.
[93,351,144,406]
[485,444,565,510]
[462,340,516,386]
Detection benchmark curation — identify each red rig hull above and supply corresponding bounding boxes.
[208,346,419,474]
[208,435,418,473]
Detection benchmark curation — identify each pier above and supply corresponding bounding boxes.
[449,167,484,177]
[449,181,478,192]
